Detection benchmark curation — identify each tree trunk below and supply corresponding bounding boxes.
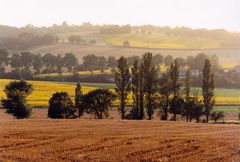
[206,113,209,123]
[121,105,125,119]
[173,113,177,121]
[139,92,144,120]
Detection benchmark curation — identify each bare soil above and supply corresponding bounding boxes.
[0,109,239,162]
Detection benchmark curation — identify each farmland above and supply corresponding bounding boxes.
[29,43,240,65]
[0,79,240,118]
[0,79,95,107]
[0,109,239,162]
[104,33,222,49]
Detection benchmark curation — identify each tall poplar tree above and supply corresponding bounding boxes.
[142,53,159,120]
[75,82,83,117]
[131,60,140,119]
[114,56,131,119]
[185,69,191,101]
[139,64,144,119]
[202,59,215,123]
[169,60,182,121]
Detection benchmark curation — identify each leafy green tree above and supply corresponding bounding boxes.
[130,60,140,119]
[182,98,194,122]
[127,56,141,66]
[9,53,23,78]
[82,54,98,72]
[192,102,204,123]
[114,56,131,119]
[107,56,117,69]
[63,53,78,75]
[97,56,107,73]
[32,54,43,75]
[202,59,215,123]
[153,54,163,66]
[75,82,83,117]
[182,97,204,122]
[142,53,159,120]
[48,92,77,119]
[175,57,185,66]
[20,52,34,71]
[83,89,116,119]
[169,96,184,121]
[1,80,33,119]
[42,53,56,76]
[192,53,208,70]
[164,55,173,66]
[55,54,64,75]
[0,49,9,75]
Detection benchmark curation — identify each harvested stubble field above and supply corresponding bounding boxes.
[0,109,239,162]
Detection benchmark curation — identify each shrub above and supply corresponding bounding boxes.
[1,80,33,119]
[123,40,130,47]
[48,92,77,119]
[210,111,224,123]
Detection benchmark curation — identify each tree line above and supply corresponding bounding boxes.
[1,49,239,88]
[114,53,217,123]
[1,52,224,123]
[0,32,58,50]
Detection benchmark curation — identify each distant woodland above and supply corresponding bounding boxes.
[0,22,240,50]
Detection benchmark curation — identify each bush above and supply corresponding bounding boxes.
[182,98,204,122]
[123,40,130,47]
[48,92,77,119]
[1,80,33,119]
[210,111,224,123]
[83,89,116,119]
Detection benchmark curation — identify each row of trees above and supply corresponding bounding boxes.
[0,53,219,123]
[115,53,216,123]
[0,48,220,78]
[0,50,78,78]
[0,33,58,50]
[1,80,116,119]
[0,56,222,123]
[68,35,96,45]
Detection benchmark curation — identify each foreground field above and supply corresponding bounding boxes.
[0,109,239,162]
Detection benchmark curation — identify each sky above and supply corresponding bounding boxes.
[0,0,239,32]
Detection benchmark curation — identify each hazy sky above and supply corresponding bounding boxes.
[0,0,239,32]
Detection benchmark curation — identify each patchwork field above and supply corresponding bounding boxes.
[0,109,239,162]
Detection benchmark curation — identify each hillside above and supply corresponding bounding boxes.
[104,33,221,49]
[29,43,240,65]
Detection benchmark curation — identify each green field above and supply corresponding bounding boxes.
[213,106,240,115]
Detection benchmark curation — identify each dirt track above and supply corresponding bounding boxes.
[0,109,239,162]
